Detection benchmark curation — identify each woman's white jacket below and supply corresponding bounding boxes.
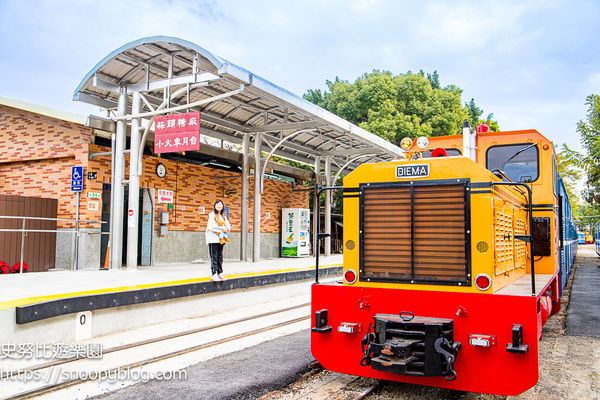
[205,211,231,244]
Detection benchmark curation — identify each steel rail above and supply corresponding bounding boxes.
[8,314,310,400]
[2,302,310,380]
[352,381,380,400]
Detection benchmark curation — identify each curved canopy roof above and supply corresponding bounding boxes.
[74,36,402,173]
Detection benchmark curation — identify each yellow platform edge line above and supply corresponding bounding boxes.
[0,264,342,311]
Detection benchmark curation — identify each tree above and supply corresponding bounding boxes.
[466,98,483,128]
[303,88,325,106]
[479,113,500,132]
[573,203,600,234]
[304,70,473,145]
[556,143,582,204]
[427,70,440,89]
[464,99,501,132]
[564,94,600,206]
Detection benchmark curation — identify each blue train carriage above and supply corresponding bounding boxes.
[577,232,586,244]
[557,177,577,292]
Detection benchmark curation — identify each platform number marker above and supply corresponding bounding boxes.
[75,311,92,340]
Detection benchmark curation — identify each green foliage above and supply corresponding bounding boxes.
[466,98,483,128]
[466,99,501,132]
[304,70,471,145]
[573,202,600,233]
[556,143,582,204]
[303,89,325,105]
[271,155,312,172]
[427,70,440,89]
[477,113,500,132]
[564,94,600,206]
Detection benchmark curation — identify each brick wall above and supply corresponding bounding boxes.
[88,144,309,233]
[0,104,89,163]
[0,104,309,234]
[0,105,90,229]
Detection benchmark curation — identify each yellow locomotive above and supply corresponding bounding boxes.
[311,124,577,395]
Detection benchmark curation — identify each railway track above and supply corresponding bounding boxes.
[0,301,311,400]
[257,369,382,400]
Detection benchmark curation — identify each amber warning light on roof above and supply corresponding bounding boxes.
[154,111,201,154]
[395,164,430,179]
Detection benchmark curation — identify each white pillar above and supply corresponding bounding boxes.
[312,156,321,256]
[241,133,249,261]
[111,91,127,269]
[126,92,141,269]
[253,132,262,262]
[324,155,332,256]
[462,121,477,162]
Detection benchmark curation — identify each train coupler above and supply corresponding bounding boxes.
[360,313,461,379]
[434,337,461,381]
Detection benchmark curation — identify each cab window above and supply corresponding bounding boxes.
[486,143,539,182]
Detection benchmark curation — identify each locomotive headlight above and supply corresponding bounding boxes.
[400,137,413,151]
[343,269,358,284]
[475,273,492,291]
[416,136,429,150]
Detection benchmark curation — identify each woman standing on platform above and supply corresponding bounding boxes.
[205,200,231,281]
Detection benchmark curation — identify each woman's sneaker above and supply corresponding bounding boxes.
[211,274,220,282]
[218,273,228,281]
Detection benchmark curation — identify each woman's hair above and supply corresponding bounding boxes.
[213,199,225,216]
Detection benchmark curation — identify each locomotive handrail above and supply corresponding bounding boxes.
[491,182,536,296]
[490,168,513,182]
[314,185,344,283]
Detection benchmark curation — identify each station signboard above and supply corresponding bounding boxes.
[157,189,174,203]
[154,111,201,154]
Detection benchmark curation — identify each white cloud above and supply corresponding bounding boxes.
[0,0,596,156]
[588,73,600,88]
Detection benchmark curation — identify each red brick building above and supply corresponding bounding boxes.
[0,96,309,269]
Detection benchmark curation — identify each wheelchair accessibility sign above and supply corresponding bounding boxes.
[71,166,83,192]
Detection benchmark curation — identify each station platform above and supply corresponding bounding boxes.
[0,255,343,311]
[0,255,343,345]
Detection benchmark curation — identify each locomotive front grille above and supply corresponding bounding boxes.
[360,180,470,285]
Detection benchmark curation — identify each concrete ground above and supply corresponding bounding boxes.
[90,330,314,400]
[566,248,600,337]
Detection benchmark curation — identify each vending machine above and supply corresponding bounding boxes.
[281,208,310,257]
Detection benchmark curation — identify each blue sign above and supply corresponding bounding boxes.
[71,166,83,192]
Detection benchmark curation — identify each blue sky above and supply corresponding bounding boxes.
[0,0,598,153]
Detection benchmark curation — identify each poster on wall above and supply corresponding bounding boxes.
[154,111,201,154]
[281,208,310,257]
[157,189,174,203]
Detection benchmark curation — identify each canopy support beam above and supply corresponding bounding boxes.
[111,91,127,270]
[324,156,332,256]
